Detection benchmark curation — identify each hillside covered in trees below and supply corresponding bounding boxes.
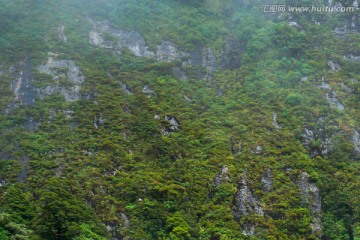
[0,0,360,239]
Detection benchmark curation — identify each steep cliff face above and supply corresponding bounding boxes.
[0,1,359,239]
[10,57,36,107]
[233,173,264,235]
[297,172,322,237]
[37,53,85,102]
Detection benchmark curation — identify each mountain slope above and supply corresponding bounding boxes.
[0,0,359,239]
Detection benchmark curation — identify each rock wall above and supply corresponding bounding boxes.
[297,172,322,237]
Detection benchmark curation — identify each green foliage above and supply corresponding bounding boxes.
[0,227,10,240]
[166,212,191,240]
[323,213,350,240]
[74,224,108,240]
[285,93,303,106]
[0,0,359,239]
[31,178,108,240]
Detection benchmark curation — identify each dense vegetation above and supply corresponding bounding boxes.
[0,0,359,239]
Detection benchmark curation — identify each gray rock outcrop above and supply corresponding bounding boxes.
[297,172,322,237]
[233,173,264,235]
[11,57,36,106]
[120,82,133,95]
[261,169,273,192]
[344,54,360,62]
[89,19,244,82]
[234,175,264,219]
[340,83,355,94]
[221,38,243,70]
[214,165,230,186]
[161,116,180,136]
[352,129,360,153]
[157,41,187,62]
[301,118,335,157]
[142,85,155,97]
[326,92,345,110]
[57,24,68,43]
[37,53,85,102]
[272,112,281,130]
[328,60,341,72]
[89,19,188,62]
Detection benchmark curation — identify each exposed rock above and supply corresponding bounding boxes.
[57,24,68,43]
[317,82,331,90]
[326,91,344,110]
[354,0,359,8]
[142,85,154,97]
[88,19,246,84]
[261,169,273,192]
[288,21,299,27]
[255,145,262,154]
[12,57,36,106]
[321,137,331,155]
[157,41,188,62]
[63,110,73,119]
[183,95,193,103]
[47,109,56,123]
[123,130,130,140]
[120,82,133,95]
[161,116,180,135]
[172,67,187,80]
[93,114,105,129]
[221,38,243,70]
[121,213,130,228]
[0,180,6,187]
[233,174,264,219]
[301,120,335,157]
[89,19,153,57]
[352,129,360,153]
[8,65,15,72]
[37,53,85,102]
[187,51,202,72]
[119,31,154,58]
[272,112,281,130]
[233,173,263,236]
[340,83,354,94]
[154,114,160,120]
[297,172,322,237]
[242,223,255,236]
[90,19,190,62]
[214,165,230,186]
[328,60,341,71]
[344,54,360,62]
[55,165,65,177]
[301,128,317,155]
[334,1,344,8]
[5,103,18,116]
[106,222,119,240]
[202,47,217,79]
[89,31,108,48]
[351,14,357,29]
[334,26,347,35]
[165,116,179,131]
